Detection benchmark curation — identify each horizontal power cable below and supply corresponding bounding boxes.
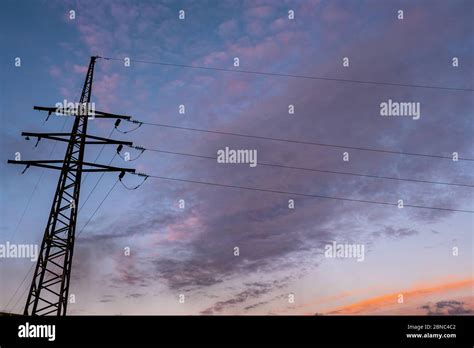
[134,173,474,214]
[124,121,474,162]
[128,146,472,188]
[102,57,474,92]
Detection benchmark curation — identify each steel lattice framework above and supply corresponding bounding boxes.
[8,56,135,315]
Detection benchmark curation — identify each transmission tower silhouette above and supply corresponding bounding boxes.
[7,56,135,316]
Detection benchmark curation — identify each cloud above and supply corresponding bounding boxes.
[73,65,88,74]
[325,278,474,315]
[421,300,473,315]
[246,6,274,19]
[371,226,419,239]
[218,19,238,39]
[17,0,472,315]
[126,293,145,299]
[200,280,287,314]
[49,65,61,78]
[92,73,120,111]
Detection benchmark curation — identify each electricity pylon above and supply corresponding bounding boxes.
[8,56,135,316]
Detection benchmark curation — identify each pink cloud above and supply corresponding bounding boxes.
[297,0,322,15]
[227,37,280,66]
[321,2,351,24]
[270,18,287,31]
[165,216,202,242]
[59,86,72,98]
[73,64,88,74]
[246,6,274,18]
[245,20,265,36]
[49,65,61,78]
[275,30,303,45]
[225,78,249,95]
[218,19,238,38]
[93,73,120,111]
[201,51,228,66]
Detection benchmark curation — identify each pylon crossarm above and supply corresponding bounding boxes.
[21,132,133,146]
[94,110,132,120]
[7,160,63,171]
[81,162,135,172]
[7,160,135,173]
[33,106,132,120]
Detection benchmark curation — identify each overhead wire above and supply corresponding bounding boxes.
[125,146,473,188]
[135,173,474,214]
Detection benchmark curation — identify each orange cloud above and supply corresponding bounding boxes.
[324,278,473,315]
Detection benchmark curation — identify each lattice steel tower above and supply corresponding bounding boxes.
[8,56,134,315]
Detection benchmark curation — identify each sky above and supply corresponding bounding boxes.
[0,0,472,315]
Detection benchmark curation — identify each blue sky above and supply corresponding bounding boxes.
[0,0,473,315]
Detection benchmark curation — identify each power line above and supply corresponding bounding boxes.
[79,170,113,212]
[9,281,29,314]
[10,284,29,313]
[4,264,34,313]
[79,154,117,213]
[7,172,44,242]
[130,146,472,188]
[77,179,119,238]
[81,127,115,185]
[102,57,474,92]
[138,174,474,214]
[125,121,474,162]
[5,176,120,314]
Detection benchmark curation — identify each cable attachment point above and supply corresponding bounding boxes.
[34,137,41,148]
[134,145,146,153]
[114,119,121,128]
[116,118,143,134]
[119,171,126,180]
[117,145,145,161]
[117,144,123,153]
[119,171,148,190]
